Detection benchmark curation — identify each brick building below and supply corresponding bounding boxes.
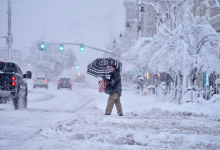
[123,0,139,41]
[123,0,175,38]
[207,1,220,32]
[124,0,220,38]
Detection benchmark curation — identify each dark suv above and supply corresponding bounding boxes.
[57,77,72,90]
[0,61,32,109]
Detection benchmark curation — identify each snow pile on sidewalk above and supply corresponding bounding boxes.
[20,90,220,150]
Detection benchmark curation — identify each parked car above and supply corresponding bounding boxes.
[33,77,48,89]
[0,61,32,109]
[57,77,72,90]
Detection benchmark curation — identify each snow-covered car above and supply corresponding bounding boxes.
[33,77,48,89]
[57,77,72,90]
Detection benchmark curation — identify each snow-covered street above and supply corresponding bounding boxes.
[0,81,220,150]
[0,81,93,150]
[2,0,220,149]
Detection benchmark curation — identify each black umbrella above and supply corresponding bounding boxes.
[87,58,122,78]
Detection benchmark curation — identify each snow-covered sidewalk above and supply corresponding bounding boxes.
[20,88,220,150]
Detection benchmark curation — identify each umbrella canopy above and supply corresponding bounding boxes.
[87,58,122,78]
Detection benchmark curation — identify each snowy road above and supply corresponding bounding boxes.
[0,81,93,150]
[1,80,220,150]
[21,88,220,150]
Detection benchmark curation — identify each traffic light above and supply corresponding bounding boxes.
[59,44,64,51]
[38,41,45,50]
[80,44,84,52]
[40,44,45,49]
[76,66,79,69]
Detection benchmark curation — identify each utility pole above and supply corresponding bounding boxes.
[7,0,12,61]
[138,1,142,39]
[138,1,145,39]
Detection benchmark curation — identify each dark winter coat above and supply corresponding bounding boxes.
[102,69,122,96]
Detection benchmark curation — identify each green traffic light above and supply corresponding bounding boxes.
[60,44,64,51]
[80,44,84,52]
[41,44,45,49]
[76,66,79,69]
[40,43,45,50]
[38,41,46,50]
[60,47,64,51]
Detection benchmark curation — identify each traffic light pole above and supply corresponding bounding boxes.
[83,44,113,54]
[0,0,13,61]
[50,42,113,54]
[7,0,12,61]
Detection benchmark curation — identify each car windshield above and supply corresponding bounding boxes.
[0,63,16,73]
[60,78,70,82]
[36,77,45,80]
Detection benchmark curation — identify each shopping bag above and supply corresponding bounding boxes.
[98,80,108,93]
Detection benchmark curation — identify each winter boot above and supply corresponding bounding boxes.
[104,113,111,115]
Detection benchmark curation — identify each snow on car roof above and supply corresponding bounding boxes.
[36,76,46,78]
[58,77,71,79]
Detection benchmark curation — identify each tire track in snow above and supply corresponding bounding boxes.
[0,83,95,150]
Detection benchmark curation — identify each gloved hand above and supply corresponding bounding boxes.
[101,76,106,81]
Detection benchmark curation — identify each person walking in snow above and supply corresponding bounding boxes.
[102,64,123,116]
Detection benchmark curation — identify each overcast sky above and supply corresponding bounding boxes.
[0,0,125,81]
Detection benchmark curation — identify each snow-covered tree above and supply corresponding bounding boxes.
[118,0,220,103]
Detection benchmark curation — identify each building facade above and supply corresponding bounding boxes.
[124,0,176,38]
[124,0,220,38]
[123,0,139,41]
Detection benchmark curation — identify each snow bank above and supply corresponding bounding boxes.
[20,88,220,150]
[20,102,220,150]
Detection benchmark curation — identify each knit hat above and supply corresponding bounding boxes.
[109,64,116,69]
